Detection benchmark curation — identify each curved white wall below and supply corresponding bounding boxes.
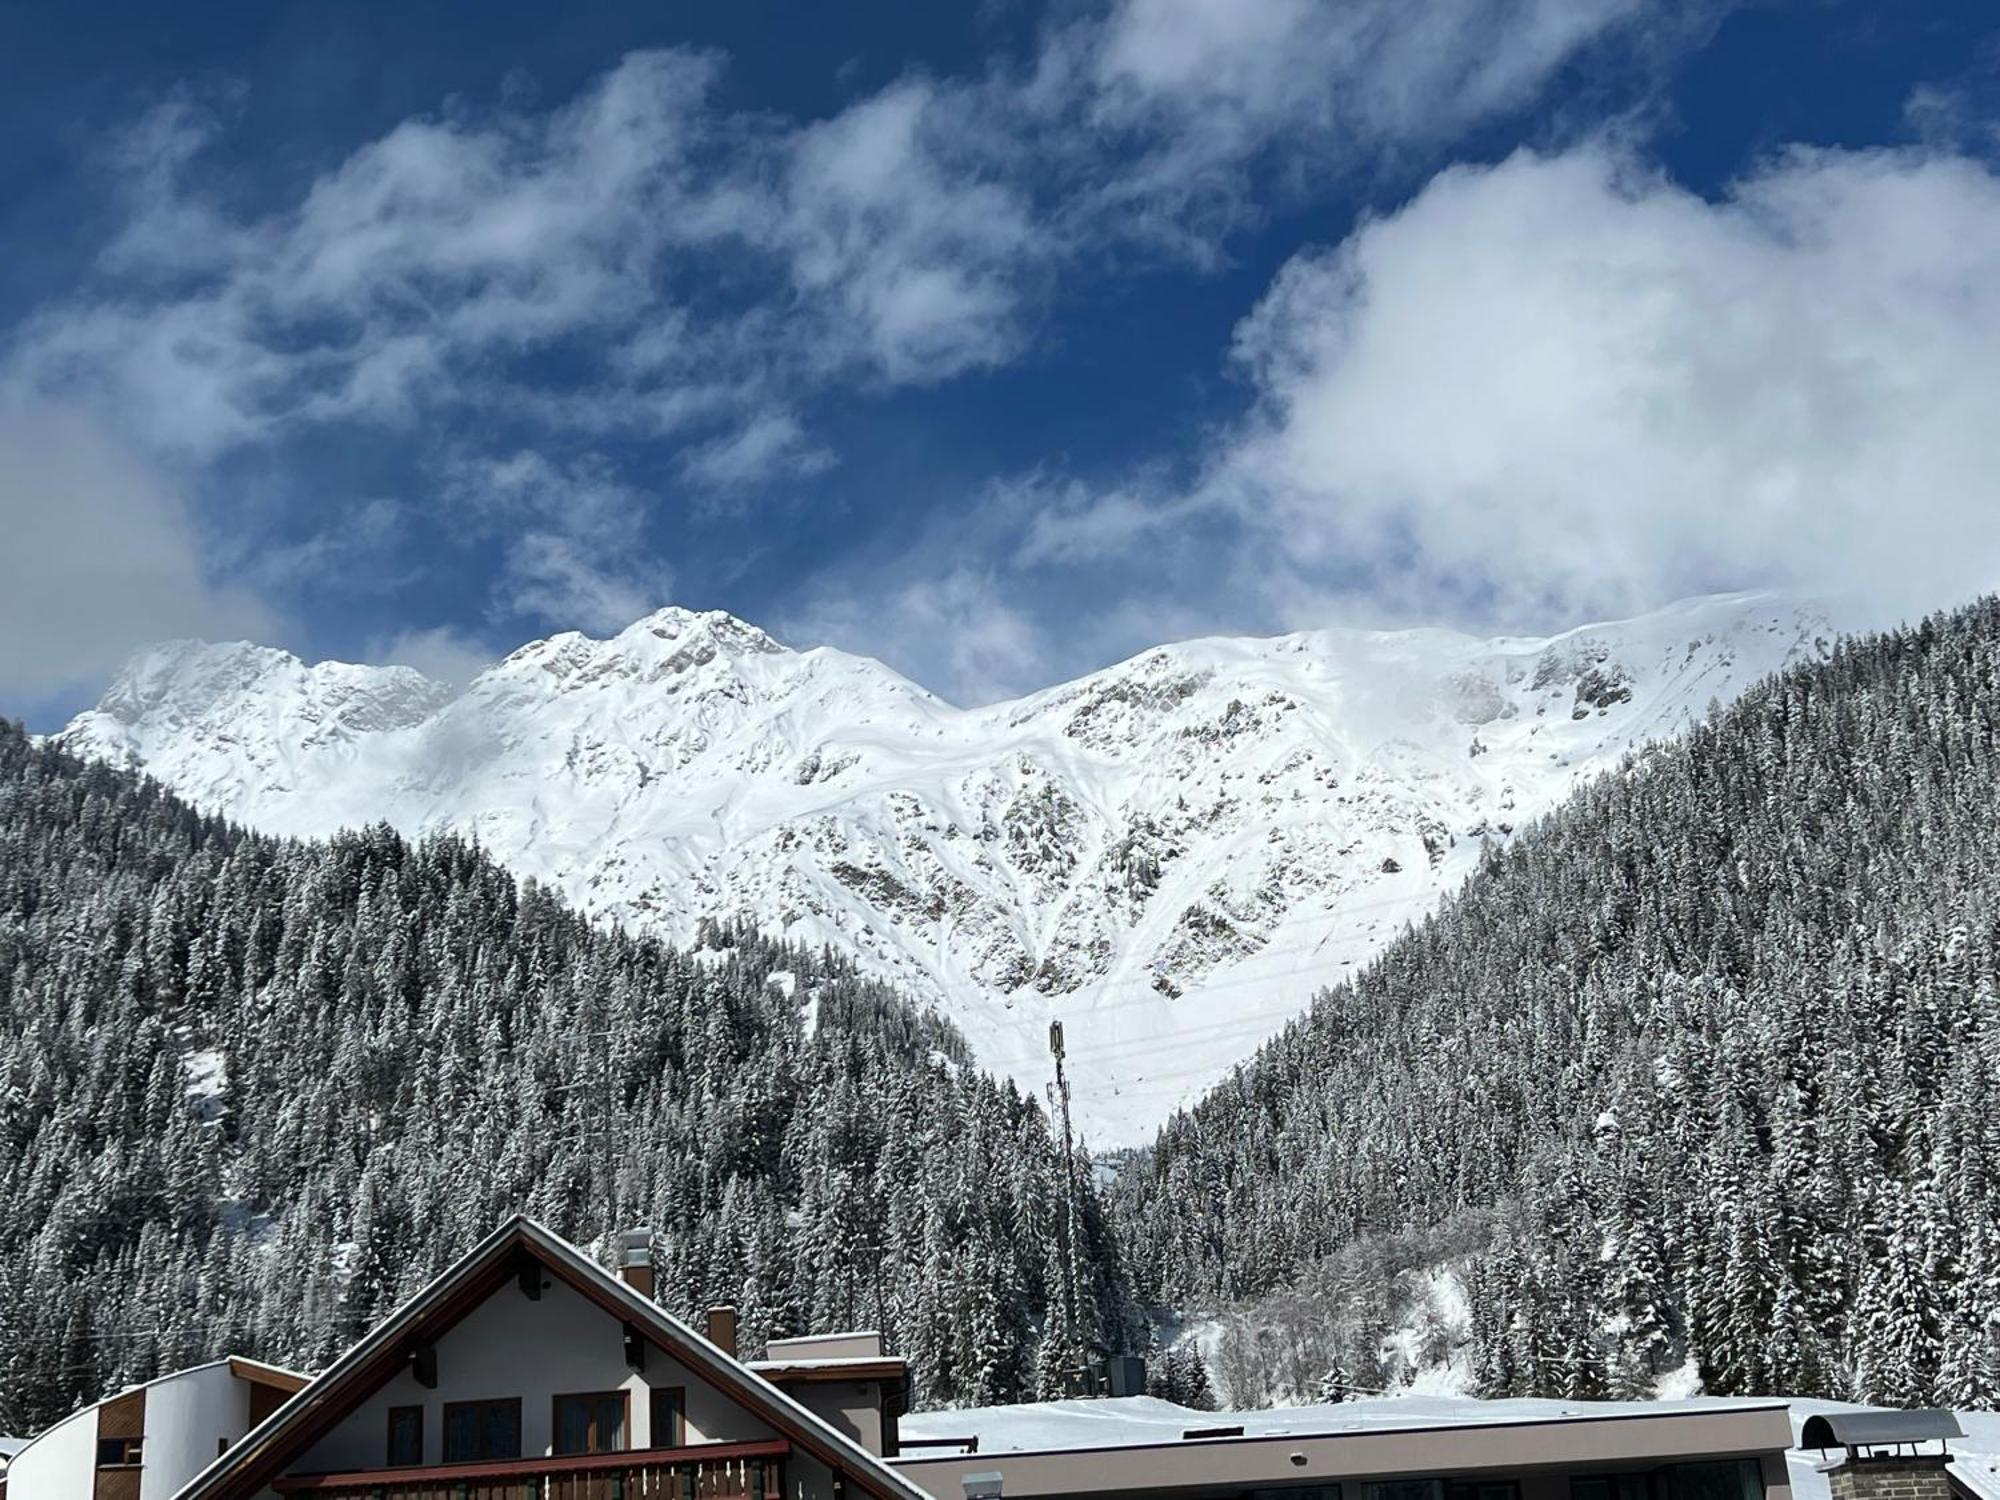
[6,1392,102,1500]
[139,1364,251,1500]
[7,1362,264,1500]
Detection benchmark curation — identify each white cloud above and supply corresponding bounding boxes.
[366,624,496,688]
[440,448,676,632]
[781,79,1045,382]
[0,8,1757,708]
[1031,142,2000,634]
[498,533,669,635]
[1051,0,1663,254]
[0,400,278,701]
[680,411,835,490]
[8,1,1665,460]
[786,565,1049,707]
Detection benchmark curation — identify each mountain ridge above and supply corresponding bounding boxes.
[59,591,1835,1144]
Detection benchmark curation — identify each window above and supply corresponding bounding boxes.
[1660,1463,1763,1500]
[442,1399,522,1463]
[387,1405,424,1467]
[1367,1484,1433,1500]
[651,1387,687,1448]
[1366,1481,1516,1500]
[555,1392,629,1456]
[1572,1463,1763,1500]
[96,1437,144,1467]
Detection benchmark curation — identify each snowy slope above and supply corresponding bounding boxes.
[59,593,1831,1144]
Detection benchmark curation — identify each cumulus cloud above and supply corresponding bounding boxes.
[680,411,835,491]
[441,449,675,631]
[785,564,1051,707]
[0,400,277,701]
[500,533,669,635]
[1218,142,2000,625]
[1002,142,2000,643]
[366,624,497,688]
[9,0,1661,458]
[0,4,1747,708]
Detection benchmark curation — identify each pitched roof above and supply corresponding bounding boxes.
[171,1215,935,1500]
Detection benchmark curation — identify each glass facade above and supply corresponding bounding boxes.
[1365,1480,1520,1500]
[1572,1460,1764,1500]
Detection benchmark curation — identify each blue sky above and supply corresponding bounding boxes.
[3,0,1998,724]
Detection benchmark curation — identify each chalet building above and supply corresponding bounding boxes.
[167,1217,925,1500]
[3,1357,307,1500]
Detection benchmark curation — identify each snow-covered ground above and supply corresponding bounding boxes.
[902,1394,2000,1498]
[61,593,1831,1143]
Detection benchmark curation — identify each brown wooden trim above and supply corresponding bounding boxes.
[98,1388,146,1441]
[551,1388,632,1456]
[439,1396,523,1464]
[271,1437,791,1491]
[228,1358,311,1395]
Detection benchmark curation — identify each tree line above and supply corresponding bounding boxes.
[1111,597,2000,1408]
[0,722,1130,1435]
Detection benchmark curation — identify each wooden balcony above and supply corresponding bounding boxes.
[270,1437,789,1500]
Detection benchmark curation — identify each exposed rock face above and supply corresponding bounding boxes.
[61,594,1831,1143]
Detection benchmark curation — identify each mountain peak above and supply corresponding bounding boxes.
[57,590,1831,1144]
[619,605,788,657]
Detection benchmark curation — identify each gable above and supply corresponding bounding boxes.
[172,1219,928,1500]
[290,1273,777,1474]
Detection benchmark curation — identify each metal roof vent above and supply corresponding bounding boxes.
[1801,1410,1964,1458]
[615,1227,655,1297]
[963,1472,1004,1500]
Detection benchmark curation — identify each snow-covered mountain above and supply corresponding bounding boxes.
[60,592,1831,1144]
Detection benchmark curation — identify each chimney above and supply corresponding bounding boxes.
[704,1304,738,1359]
[616,1228,655,1298]
[1826,1455,1955,1500]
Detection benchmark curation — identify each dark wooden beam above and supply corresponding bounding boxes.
[407,1340,436,1390]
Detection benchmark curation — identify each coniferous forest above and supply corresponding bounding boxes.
[1111,597,2000,1409]
[12,597,2000,1432]
[0,721,1131,1434]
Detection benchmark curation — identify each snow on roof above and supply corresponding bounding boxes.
[904,1393,2000,1491]
[1782,1400,2000,1500]
[900,1394,1788,1457]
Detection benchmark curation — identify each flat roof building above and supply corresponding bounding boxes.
[896,1395,1793,1500]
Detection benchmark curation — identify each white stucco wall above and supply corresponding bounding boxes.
[6,1362,266,1500]
[785,1382,881,1457]
[4,1393,98,1500]
[139,1364,253,1500]
[291,1276,782,1475]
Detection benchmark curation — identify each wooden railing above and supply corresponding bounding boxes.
[271,1438,789,1500]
